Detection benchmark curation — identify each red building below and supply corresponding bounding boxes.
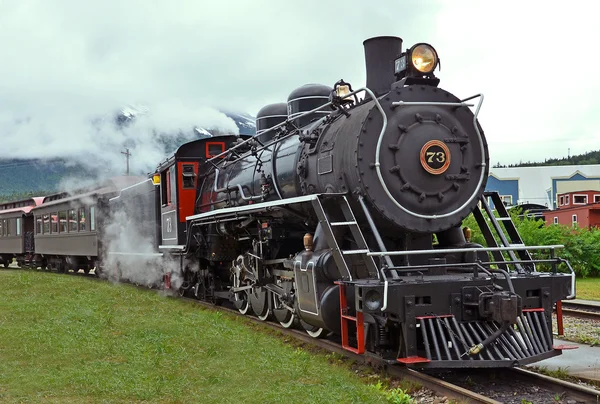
[543,190,600,228]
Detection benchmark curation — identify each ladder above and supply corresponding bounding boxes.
[311,195,379,280]
[472,192,534,272]
[335,281,365,354]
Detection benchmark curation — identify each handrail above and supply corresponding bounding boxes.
[367,244,564,257]
[203,87,372,167]
[559,258,577,299]
[212,168,262,201]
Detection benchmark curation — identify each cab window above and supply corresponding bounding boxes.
[161,165,176,206]
[182,164,196,189]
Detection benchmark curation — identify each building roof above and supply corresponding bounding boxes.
[0,206,35,216]
[489,165,600,206]
[543,203,600,214]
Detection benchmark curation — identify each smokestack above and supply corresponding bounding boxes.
[363,36,403,96]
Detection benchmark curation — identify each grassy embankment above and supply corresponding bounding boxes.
[0,270,396,404]
[575,277,600,301]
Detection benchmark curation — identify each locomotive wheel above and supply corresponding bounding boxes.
[300,320,327,338]
[233,291,250,315]
[273,294,295,328]
[249,288,270,321]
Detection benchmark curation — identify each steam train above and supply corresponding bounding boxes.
[0,36,575,369]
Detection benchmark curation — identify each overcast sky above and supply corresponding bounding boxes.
[1,0,598,172]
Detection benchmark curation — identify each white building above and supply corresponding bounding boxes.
[486,165,600,208]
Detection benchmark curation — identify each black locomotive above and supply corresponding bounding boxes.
[164,36,573,367]
[1,36,575,369]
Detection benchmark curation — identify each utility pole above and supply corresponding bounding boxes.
[121,148,131,175]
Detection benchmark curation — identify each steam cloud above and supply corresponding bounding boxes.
[100,205,185,291]
[2,102,239,176]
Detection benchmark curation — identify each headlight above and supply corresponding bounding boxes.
[364,289,382,311]
[410,44,438,74]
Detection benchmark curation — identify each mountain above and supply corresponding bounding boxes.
[0,110,256,199]
[223,111,256,136]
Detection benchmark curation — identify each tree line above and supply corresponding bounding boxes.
[493,149,600,168]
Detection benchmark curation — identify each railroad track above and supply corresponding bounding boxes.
[560,300,600,321]
[430,367,600,403]
[182,297,600,403]
[7,265,600,403]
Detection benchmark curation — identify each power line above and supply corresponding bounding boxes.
[121,148,131,175]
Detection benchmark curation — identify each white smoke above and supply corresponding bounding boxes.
[2,101,239,176]
[100,208,179,289]
[99,183,187,291]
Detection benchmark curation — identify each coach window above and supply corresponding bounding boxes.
[68,209,77,232]
[90,206,96,231]
[565,195,570,205]
[16,218,21,236]
[553,217,558,224]
[559,196,564,206]
[59,211,67,233]
[574,195,587,204]
[43,214,50,234]
[595,195,600,203]
[4,219,9,236]
[51,213,58,233]
[572,214,578,227]
[36,216,42,234]
[79,208,86,231]
[0,220,3,237]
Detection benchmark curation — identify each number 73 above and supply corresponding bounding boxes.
[427,151,446,163]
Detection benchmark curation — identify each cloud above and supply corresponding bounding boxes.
[433,1,600,164]
[0,0,597,169]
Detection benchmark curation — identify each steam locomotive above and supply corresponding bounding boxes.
[1,36,575,369]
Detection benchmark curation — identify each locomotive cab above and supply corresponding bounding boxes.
[155,136,242,249]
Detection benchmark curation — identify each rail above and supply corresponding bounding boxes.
[203,87,373,168]
[367,244,565,257]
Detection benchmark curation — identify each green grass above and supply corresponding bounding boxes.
[575,277,600,301]
[0,270,390,404]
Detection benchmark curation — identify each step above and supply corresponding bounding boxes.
[330,221,357,226]
[342,315,357,321]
